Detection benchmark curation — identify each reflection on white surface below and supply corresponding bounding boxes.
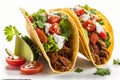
[0,0,120,80]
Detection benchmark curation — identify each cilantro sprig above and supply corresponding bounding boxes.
[94,68,110,76]
[4,25,21,41]
[113,59,120,65]
[31,9,47,28]
[74,68,83,73]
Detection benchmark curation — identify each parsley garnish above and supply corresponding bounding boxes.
[113,59,120,65]
[94,68,110,76]
[74,68,83,73]
[4,25,21,41]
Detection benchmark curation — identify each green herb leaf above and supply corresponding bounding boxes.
[31,9,47,28]
[4,25,21,41]
[113,59,120,65]
[94,68,110,76]
[53,12,61,16]
[74,68,83,73]
[60,15,72,41]
[104,32,111,48]
[83,4,89,10]
[98,19,105,25]
[43,35,59,52]
[90,9,97,15]
[36,21,44,28]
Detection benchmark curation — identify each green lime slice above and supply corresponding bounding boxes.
[14,35,34,61]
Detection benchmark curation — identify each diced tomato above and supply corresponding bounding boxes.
[47,15,61,24]
[90,14,99,22]
[6,56,25,66]
[49,23,60,34]
[74,8,85,17]
[82,20,96,31]
[28,16,33,23]
[20,61,43,75]
[35,28,48,43]
[90,32,99,44]
[99,31,107,40]
[94,16,99,22]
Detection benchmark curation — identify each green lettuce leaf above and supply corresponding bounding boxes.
[104,32,111,48]
[43,35,59,52]
[59,15,72,41]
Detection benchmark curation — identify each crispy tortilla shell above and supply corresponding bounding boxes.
[60,7,114,66]
[20,8,79,73]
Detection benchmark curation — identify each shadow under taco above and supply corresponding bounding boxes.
[60,5,114,66]
[19,8,79,73]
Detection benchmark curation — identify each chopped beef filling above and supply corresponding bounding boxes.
[89,40,109,65]
[47,45,72,72]
[58,45,72,60]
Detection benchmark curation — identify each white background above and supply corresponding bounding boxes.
[0,0,120,80]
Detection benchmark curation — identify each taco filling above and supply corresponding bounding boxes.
[72,5,111,65]
[26,9,73,71]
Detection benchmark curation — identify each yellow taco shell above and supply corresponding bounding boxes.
[20,8,79,73]
[56,7,114,66]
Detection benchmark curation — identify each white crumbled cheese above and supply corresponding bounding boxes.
[74,5,80,10]
[53,34,65,49]
[79,13,90,21]
[74,5,82,10]
[48,12,59,18]
[95,22,104,33]
[44,23,51,35]
[92,19,97,24]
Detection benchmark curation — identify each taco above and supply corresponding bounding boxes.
[61,5,114,66]
[19,8,79,73]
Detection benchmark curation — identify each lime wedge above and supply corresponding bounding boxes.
[14,35,34,61]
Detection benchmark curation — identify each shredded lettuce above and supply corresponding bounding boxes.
[59,15,72,41]
[104,32,111,48]
[43,35,59,52]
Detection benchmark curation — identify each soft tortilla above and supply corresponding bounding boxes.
[20,8,79,73]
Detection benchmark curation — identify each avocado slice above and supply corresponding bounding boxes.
[83,28,89,44]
